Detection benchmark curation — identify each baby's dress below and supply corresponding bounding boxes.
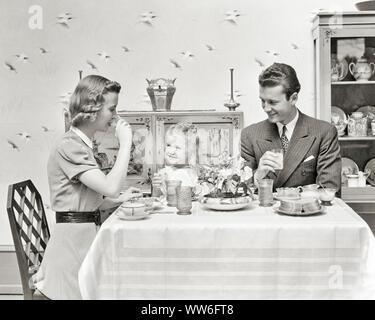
[158,166,198,187]
[33,130,104,300]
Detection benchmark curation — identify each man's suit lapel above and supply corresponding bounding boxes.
[274,112,316,187]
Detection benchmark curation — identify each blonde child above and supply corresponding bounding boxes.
[153,122,199,195]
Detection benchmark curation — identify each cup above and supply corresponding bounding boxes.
[258,179,274,207]
[347,174,359,187]
[166,180,181,207]
[176,186,192,215]
[271,149,283,170]
[151,182,163,197]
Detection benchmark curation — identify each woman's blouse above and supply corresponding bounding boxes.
[47,129,104,212]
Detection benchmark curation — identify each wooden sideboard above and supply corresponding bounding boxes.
[65,110,244,190]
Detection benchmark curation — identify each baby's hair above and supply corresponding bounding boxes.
[165,122,198,166]
[69,75,121,127]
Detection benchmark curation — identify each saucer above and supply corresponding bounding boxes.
[116,211,149,221]
[272,205,326,216]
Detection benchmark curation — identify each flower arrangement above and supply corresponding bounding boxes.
[197,152,253,198]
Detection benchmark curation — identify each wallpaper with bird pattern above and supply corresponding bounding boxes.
[0,0,359,243]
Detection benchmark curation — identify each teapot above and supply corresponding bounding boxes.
[349,57,375,81]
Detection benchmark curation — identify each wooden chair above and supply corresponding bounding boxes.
[7,180,51,300]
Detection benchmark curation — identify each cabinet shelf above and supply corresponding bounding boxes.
[331,81,375,85]
[342,186,375,203]
[339,136,375,141]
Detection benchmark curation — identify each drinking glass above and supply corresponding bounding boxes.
[258,179,274,207]
[176,186,192,215]
[166,180,182,207]
[271,149,284,170]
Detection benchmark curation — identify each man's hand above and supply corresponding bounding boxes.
[254,151,280,182]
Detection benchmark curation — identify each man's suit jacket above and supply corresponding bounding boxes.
[241,111,342,192]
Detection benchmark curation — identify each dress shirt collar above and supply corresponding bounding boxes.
[71,126,93,149]
[276,109,299,141]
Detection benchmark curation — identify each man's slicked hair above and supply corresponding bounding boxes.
[258,63,301,100]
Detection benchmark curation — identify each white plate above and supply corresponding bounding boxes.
[272,205,326,216]
[116,211,149,221]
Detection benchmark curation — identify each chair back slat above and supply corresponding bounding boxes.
[7,180,50,299]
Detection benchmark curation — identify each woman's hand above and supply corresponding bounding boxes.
[118,187,143,202]
[116,119,132,148]
[152,172,167,195]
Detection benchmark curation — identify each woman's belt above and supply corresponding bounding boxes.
[55,210,101,226]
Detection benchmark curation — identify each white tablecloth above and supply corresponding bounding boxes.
[78,198,375,300]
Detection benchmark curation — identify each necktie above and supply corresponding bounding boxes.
[281,125,289,153]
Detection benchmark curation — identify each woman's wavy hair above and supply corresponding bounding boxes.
[69,75,121,127]
[165,122,199,167]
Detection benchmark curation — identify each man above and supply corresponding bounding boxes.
[241,63,341,192]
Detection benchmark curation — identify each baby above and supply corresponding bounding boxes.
[152,122,199,195]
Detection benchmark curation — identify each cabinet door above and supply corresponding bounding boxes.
[94,114,153,188]
[316,21,375,201]
[155,113,242,169]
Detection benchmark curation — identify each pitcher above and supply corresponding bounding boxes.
[349,57,375,81]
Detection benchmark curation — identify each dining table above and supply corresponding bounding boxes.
[78,197,375,300]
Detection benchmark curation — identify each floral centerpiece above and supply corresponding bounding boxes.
[197,153,254,198]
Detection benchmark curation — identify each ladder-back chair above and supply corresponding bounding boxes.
[7,180,50,300]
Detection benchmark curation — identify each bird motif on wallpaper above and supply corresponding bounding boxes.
[7,139,20,151]
[226,90,244,99]
[169,59,182,70]
[180,51,195,59]
[121,46,130,53]
[86,60,98,70]
[41,126,52,132]
[56,12,74,28]
[4,62,17,73]
[97,52,111,62]
[223,9,241,25]
[17,132,32,141]
[14,54,30,63]
[254,58,265,68]
[291,43,299,50]
[265,50,280,57]
[205,44,216,51]
[39,47,50,54]
[138,11,157,26]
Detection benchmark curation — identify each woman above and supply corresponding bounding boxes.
[33,75,141,299]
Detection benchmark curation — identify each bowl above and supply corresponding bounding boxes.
[355,1,375,11]
[200,195,251,211]
[275,187,300,199]
[120,201,146,216]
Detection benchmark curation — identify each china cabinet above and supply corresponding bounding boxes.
[312,12,375,219]
[65,110,243,190]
